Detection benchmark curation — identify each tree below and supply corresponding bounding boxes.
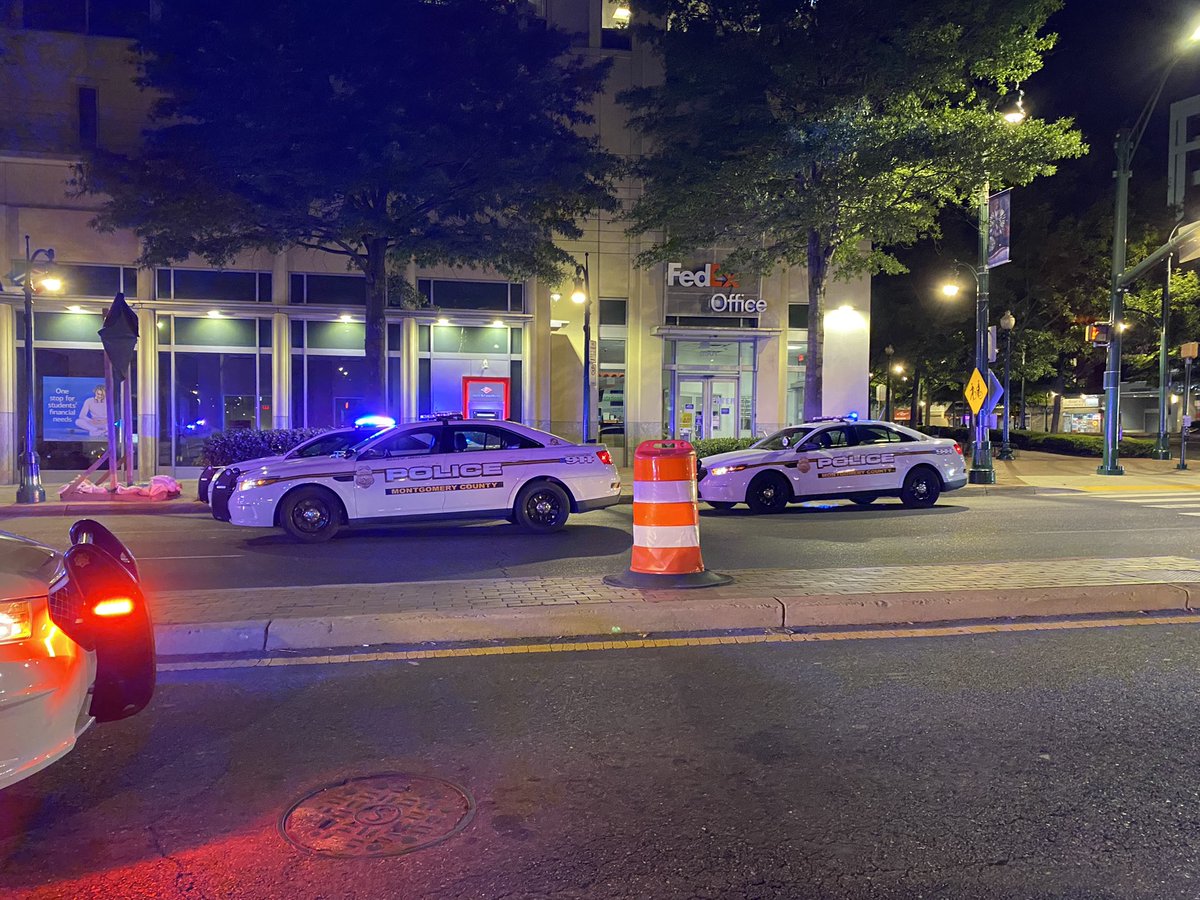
[78,0,619,410]
[624,0,1084,418]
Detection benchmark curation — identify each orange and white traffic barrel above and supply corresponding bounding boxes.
[604,440,732,589]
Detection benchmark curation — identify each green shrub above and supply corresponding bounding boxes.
[918,426,1156,458]
[691,437,759,459]
[201,427,332,467]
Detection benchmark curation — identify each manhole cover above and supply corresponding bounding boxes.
[280,773,475,858]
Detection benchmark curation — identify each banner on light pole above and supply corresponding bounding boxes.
[987,189,1012,269]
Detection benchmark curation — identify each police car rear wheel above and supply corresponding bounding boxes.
[900,468,941,509]
[515,482,570,533]
[746,473,790,514]
[281,487,341,543]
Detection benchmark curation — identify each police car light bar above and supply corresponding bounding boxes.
[354,415,396,428]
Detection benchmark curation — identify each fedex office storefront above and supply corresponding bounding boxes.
[648,259,869,443]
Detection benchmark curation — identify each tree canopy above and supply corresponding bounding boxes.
[78,0,619,410]
[624,0,1085,418]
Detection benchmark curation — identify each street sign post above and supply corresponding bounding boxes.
[965,368,988,416]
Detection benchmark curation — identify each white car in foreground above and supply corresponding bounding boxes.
[1,520,155,791]
[697,418,967,513]
[211,418,622,542]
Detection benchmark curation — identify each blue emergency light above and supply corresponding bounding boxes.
[354,415,396,428]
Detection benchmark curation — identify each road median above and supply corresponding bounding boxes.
[151,556,1200,657]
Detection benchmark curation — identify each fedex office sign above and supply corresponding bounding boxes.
[666,263,766,315]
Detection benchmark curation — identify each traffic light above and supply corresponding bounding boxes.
[1085,323,1111,346]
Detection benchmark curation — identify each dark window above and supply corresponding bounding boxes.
[170,269,259,303]
[447,426,539,452]
[419,325,431,352]
[304,273,366,305]
[387,324,403,350]
[57,263,120,298]
[418,358,432,416]
[156,268,171,300]
[809,427,855,449]
[510,283,525,312]
[601,28,632,50]
[370,428,441,458]
[289,274,305,304]
[788,304,809,329]
[122,267,138,293]
[257,273,272,302]
[258,319,273,348]
[599,298,627,325]
[429,280,509,311]
[291,320,305,349]
[78,87,98,149]
[510,328,523,354]
[855,424,907,445]
[24,0,87,31]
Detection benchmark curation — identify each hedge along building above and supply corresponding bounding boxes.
[0,0,869,483]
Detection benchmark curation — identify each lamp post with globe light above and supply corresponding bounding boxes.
[997,310,1016,460]
[17,235,63,504]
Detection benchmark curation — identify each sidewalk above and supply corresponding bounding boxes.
[155,556,1200,656]
[0,480,206,518]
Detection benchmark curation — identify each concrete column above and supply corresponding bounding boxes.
[272,311,291,429]
[822,272,871,417]
[135,305,158,480]
[756,269,786,435]
[400,318,419,422]
[626,260,663,446]
[527,277,552,430]
[0,303,16,485]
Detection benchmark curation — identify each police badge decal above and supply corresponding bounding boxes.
[355,464,375,488]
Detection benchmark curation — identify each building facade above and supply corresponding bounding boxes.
[0,0,869,483]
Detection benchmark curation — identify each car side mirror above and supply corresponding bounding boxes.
[356,448,383,461]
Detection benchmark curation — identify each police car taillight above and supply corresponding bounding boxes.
[596,449,613,466]
[953,442,963,456]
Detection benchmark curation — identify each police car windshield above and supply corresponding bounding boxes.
[752,427,814,451]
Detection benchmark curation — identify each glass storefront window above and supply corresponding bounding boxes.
[673,340,742,368]
[303,357,373,427]
[431,325,510,355]
[430,358,509,415]
[171,351,258,465]
[174,315,256,348]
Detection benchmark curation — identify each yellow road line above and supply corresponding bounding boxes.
[158,614,1200,672]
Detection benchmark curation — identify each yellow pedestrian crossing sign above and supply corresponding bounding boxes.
[964,368,988,415]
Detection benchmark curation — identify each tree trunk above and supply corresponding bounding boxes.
[803,229,830,421]
[1050,361,1065,434]
[363,238,389,414]
[910,368,921,426]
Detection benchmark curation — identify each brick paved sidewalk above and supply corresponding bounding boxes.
[155,556,1200,625]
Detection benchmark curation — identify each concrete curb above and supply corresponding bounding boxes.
[154,582,1200,657]
[0,500,208,518]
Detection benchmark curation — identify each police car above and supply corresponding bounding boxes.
[197,420,391,504]
[1,520,155,791]
[210,418,622,542]
[697,418,967,513]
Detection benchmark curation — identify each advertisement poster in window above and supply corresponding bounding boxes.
[43,376,108,441]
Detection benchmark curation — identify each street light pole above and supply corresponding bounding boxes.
[1153,227,1181,459]
[998,310,1015,460]
[17,236,52,504]
[884,344,894,420]
[970,182,996,484]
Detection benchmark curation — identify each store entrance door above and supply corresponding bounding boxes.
[676,376,739,442]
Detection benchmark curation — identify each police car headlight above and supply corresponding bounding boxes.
[709,465,747,476]
[238,477,279,491]
[0,600,32,644]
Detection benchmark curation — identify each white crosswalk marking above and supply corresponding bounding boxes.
[1055,488,1200,519]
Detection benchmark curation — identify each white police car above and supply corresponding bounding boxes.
[1,520,155,791]
[211,418,622,542]
[697,418,967,513]
[197,420,392,504]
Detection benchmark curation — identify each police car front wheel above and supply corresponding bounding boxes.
[515,481,571,533]
[280,487,342,543]
[746,472,791,514]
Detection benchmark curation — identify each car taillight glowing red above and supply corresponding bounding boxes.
[953,442,963,456]
[596,449,613,466]
[93,597,135,617]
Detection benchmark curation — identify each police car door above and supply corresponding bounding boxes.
[793,425,858,496]
[352,425,446,518]
[440,424,528,515]
[851,424,905,491]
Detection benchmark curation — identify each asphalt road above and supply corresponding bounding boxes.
[2,486,1199,592]
[3,623,1200,898]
